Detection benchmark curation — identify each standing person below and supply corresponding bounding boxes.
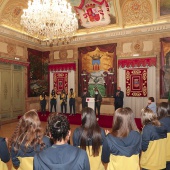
[101,107,141,170]
[147,97,157,114]
[69,88,76,116]
[9,110,51,170]
[0,137,10,170]
[140,108,167,170]
[50,89,57,113]
[114,86,124,111]
[157,102,170,170]
[81,87,90,109]
[40,91,47,116]
[60,89,67,114]
[34,114,90,170]
[73,107,106,170]
[94,88,102,120]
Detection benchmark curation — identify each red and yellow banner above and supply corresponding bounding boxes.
[53,72,68,95]
[126,69,147,97]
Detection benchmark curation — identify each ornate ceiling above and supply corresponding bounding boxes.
[0,0,170,46]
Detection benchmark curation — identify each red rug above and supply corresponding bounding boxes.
[18,112,143,131]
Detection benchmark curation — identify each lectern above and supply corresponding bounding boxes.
[86,98,95,110]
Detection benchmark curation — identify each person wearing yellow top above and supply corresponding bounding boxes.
[69,88,76,116]
[50,89,57,113]
[40,91,46,116]
[60,89,67,114]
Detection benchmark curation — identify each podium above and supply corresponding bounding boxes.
[86,98,95,110]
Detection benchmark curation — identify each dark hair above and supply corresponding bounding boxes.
[141,108,161,126]
[45,112,59,137]
[70,88,73,91]
[9,110,44,152]
[80,107,102,157]
[51,89,55,95]
[148,97,154,102]
[157,102,169,119]
[49,115,70,142]
[168,102,170,116]
[111,107,138,138]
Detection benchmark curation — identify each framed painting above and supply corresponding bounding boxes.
[160,38,170,99]
[78,43,117,97]
[28,49,50,97]
[157,0,170,19]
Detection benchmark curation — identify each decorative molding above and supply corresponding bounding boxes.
[0,22,170,47]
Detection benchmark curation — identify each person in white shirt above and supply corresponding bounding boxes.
[147,97,157,114]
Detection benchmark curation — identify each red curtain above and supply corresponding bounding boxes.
[118,57,156,68]
[48,63,76,71]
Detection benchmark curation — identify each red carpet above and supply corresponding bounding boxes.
[18,112,143,131]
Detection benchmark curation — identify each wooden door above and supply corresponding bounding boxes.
[0,63,25,120]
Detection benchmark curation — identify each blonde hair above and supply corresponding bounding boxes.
[9,109,44,152]
[141,108,160,126]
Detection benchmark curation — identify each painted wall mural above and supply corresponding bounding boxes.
[69,0,116,29]
[78,43,117,97]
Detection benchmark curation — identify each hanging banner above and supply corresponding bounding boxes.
[126,69,147,97]
[53,72,68,94]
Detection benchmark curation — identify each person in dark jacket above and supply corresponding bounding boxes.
[114,86,124,111]
[50,89,57,113]
[9,110,51,169]
[157,102,170,170]
[94,88,102,120]
[34,114,90,170]
[101,107,141,170]
[0,137,10,169]
[140,108,167,170]
[73,107,106,170]
[81,87,90,109]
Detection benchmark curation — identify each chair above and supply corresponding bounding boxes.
[0,160,8,170]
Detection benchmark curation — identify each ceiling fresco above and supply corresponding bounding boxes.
[0,0,169,41]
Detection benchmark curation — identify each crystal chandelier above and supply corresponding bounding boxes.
[20,0,78,45]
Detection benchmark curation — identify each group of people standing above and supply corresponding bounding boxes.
[1,101,170,170]
[39,88,76,116]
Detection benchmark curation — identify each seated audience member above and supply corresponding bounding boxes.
[101,107,141,170]
[140,108,167,170]
[9,110,51,170]
[0,137,10,170]
[34,114,90,170]
[73,107,106,170]
[157,102,170,170]
[147,97,157,114]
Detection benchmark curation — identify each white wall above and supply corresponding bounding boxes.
[118,66,156,118]
[49,70,75,113]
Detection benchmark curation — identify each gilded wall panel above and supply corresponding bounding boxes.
[122,0,153,26]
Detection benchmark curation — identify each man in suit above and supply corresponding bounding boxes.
[81,87,90,109]
[94,88,102,120]
[114,86,124,111]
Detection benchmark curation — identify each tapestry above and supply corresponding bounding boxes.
[126,69,147,97]
[53,72,68,95]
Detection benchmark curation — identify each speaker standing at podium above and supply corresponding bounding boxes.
[81,87,90,109]
[94,88,102,120]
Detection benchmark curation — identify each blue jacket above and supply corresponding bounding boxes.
[33,143,90,170]
[10,136,51,167]
[0,137,10,163]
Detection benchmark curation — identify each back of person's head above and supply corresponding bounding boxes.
[168,102,170,116]
[81,107,98,128]
[157,102,169,119]
[141,108,160,126]
[112,107,138,138]
[49,114,70,142]
[9,109,44,152]
[45,112,59,136]
[80,107,101,156]
[148,97,154,102]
